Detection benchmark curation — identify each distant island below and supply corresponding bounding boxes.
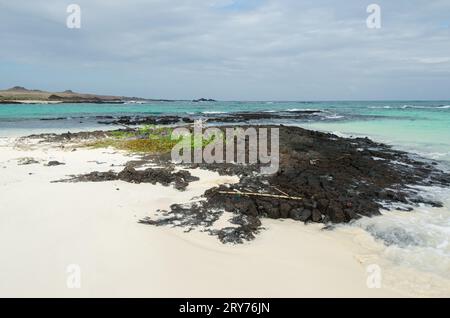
[0,86,173,104]
[192,98,216,102]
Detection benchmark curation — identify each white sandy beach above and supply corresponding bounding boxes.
[1,135,445,298]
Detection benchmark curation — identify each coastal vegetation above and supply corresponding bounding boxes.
[86,125,219,154]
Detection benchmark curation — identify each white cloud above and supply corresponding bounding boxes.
[415,57,450,64]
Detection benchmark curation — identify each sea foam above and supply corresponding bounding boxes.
[352,185,450,279]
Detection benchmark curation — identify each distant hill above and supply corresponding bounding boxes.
[0,87,150,104]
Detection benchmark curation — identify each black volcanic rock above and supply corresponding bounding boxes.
[46,161,65,166]
[96,111,323,126]
[142,125,450,243]
[58,166,199,191]
[99,115,193,126]
[27,123,450,244]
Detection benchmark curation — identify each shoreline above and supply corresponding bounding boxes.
[0,125,449,297]
[0,136,401,297]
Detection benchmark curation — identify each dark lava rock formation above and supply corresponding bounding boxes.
[139,202,262,244]
[27,124,450,244]
[98,115,194,126]
[142,125,450,243]
[57,166,199,191]
[96,110,323,126]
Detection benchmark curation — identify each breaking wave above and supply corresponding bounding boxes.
[352,185,450,279]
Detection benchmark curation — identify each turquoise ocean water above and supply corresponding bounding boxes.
[1,100,449,162]
[1,100,450,288]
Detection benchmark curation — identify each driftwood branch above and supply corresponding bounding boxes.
[218,191,303,201]
[272,186,290,197]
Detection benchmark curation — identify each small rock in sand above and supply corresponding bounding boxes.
[45,161,65,167]
[18,158,39,165]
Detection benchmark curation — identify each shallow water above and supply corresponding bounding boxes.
[352,186,450,278]
[1,100,449,160]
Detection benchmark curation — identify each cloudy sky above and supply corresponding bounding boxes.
[1,0,449,100]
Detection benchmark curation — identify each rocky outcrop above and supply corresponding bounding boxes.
[97,110,322,126]
[59,166,199,191]
[142,125,450,243]
[28,125,450,244]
